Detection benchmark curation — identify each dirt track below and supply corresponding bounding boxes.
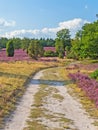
[1,68,98,130]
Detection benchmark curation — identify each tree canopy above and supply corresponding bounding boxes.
[55,29,71,58]
[68,21,98,59]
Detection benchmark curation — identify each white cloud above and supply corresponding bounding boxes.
[0,18,16,27]
[0,18,90,39]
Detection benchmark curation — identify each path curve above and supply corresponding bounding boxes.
[1,70,43,130]
[1,67,98,130]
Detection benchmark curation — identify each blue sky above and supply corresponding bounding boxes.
[0,0,98,38]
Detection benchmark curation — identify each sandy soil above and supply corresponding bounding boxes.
[39,68,98,130]
[1,68,98,130]
[0,71,43,130]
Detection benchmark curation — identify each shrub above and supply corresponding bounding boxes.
[44,50,58,57]
[6,40,14,57]
[90,69,98,79]
[59,52,64,58]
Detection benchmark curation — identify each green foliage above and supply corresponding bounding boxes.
[11,38,22,49]
[0,37,8,48]
[55,39,65,58]
[28,40,44,60]
[55,29,71,58]
[39,38,55,47]
[69,21,98,60]
[6,40,14,57]
[44,50,58,57]
[90,69,98,79]
[21,38,30,51]
[56,28,71,50]
[59,52,64,59]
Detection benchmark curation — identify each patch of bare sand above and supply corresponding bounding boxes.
[43,84,98,130]
[1,71,43,130]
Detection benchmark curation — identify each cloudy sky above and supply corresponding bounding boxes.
[0,0,97,39]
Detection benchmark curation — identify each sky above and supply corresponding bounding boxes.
[0,0,98,39]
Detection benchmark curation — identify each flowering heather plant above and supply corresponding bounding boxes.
[69,72,98,108]
[0,49,58,62]
[78,63,98,71]
[0,49,31,62]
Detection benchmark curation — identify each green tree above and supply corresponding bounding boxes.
[21,37,30,52]
[55,29,71,58]
[69,21,98,60]
[81,22,98,59]
[6,40,14,57]
[39,38,55,47]
[0,37,8,49]
[11,38,22,49]
[28,40,44,60]
[55,39,64,58]
[56,29,71,50]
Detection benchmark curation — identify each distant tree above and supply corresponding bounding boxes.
[6,40,14,57]
[11,38,22,49]
[21,37,30,52]
[28,40,44,60]
[55,39,64,58]
[56,29,71,50]
[0,37,8,48]
[55,29,71,58]
[39,38,55,47]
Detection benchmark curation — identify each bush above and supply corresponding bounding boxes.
[90,69,98,79]
[44,51,58,57]
[59,52,64,58]
[6,40,14,57]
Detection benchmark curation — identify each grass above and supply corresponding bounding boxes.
[0,61,58,127]
[24,120,47,130]
[53,93,64,101]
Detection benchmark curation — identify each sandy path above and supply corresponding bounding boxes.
[1,68,98,130]
[1,71,43,130]
[58,86,96,130]
[39,68,98,130]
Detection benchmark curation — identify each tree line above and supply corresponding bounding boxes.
[2,20,98,60]
[0,38,55,50]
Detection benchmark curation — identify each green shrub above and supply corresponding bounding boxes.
[90,69,98,79]
[44,51,58,57]
[59,52,64,58]
[6,40,14,57]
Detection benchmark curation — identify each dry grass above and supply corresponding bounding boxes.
[53,93,64,101]
[0,61,57,126]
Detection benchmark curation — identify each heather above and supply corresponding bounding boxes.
[69,72,98,108]
[0,49,30,62]
[78,63,98,71]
